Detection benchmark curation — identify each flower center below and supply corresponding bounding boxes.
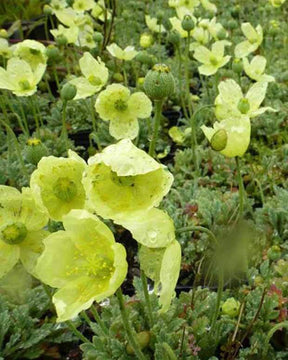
[210,55,218,66]
[1,222,28,245]
[249,36,258,44]
[86,35,93,43]
[30,48,41,55]
[114,99,128,112]
[110,171,136,187]
[53,177,77,202]
[237,98,250,114]
[88,75,102,86]
[19,80,31,91]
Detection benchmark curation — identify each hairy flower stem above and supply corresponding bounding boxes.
[66,320,91,344]
[0,119,29,182]
[61,100,68,149]
[176,226,218,247]
[91,305,109,336]
[176,47,189,119]
[89,97,102,151]
[184,34,199,176]
[263,321,288,356]
[30,96,40,137]
[116,288,147,360]
[236,156,245,218]
[211,269,224,330]
[149,99,164,157]
[140,270,154,327]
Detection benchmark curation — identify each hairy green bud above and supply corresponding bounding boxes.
[60,83,77,101]
[210,129,228,151]
[181,15,195,32]
[144,64,175,100]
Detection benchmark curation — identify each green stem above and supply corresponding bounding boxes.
[30,96,40,137]
[140,270,154,327]
[18,99,29,135]
[162,342,178,360]
[148,99,164,157]
[90,305,109,336]
[81,311,92,326]
[123,62,128,87]
[211,268,224,330]
[263,321,288,355]
[89,97,102,151]
[53,65,60,93]
[116,289,146,360]
[176,225,218,247]
[176,46,189,120]
[236,156,245,218]
[61,100,68,149]
[66,320,91,344]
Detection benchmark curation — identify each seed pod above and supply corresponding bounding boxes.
[144,64,175,100]
[181,15,195,32]
[210,129,228,151]
[237,98,250,114]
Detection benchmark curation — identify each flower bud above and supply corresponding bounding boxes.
[140,33,153,48]
[46,45,61,62]
[237,98,250,114]
[126,331,150,355]
[60,83,77,101]
[210,129,228,151]
[227,19,238,30]
[231,5,240,18]
[167,30,181,47]
[43,4,53,15]
[24,138,49,165]
[221,298,240,317]
[232,58,243,74]
[56,35,68,46]
[217,28,227,40]
[0,29,8,38]
[156,11,164,23]
[144,64,175,100]
[181,15,195,32]
[93,32,104,43]
[267,245,281,261]
[135,51,154,66]
[162,17,173,31]
[112,72,124,83]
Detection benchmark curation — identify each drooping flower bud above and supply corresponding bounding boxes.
[144,64,175,100]
[210,129,228,151]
